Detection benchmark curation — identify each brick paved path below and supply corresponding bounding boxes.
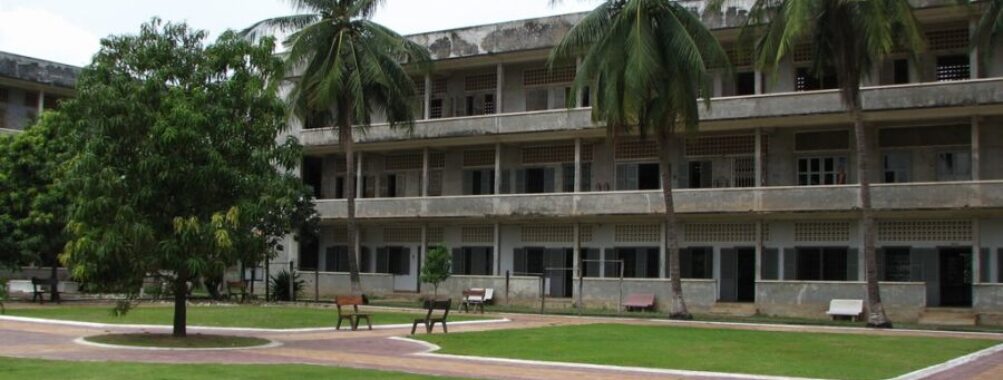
[2,311,1002,380]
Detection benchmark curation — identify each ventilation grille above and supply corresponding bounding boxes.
[726,48,753,67]
[429,152,445,168]
[794,221,850,242]
[685,135,766,156]
[521,225,574,243]
[684,223,756,242]
[615,140,659,160]
[413,77,425,96]
[427,227,445,244]
[615,224,660,243]
[580,225,594,243]
[927,29,969,51]
[465,73,497,91]
[793,44,812,63]
[462,225,494,243]
[463,149,495,167]
[384,226,421,243]
[385,153,423,171]
[878,220,972,242]
[524,66,576,86]
[431,78,448,94]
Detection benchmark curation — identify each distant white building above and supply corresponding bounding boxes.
[0,51,79,134]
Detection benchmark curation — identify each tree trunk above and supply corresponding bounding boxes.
[48,257,60,303]
[339,102,363,296]
[172,272,188,337]
[852,105,892,328]
[657,130,691,320]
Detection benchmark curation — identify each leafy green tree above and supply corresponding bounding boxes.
[0,114,74,302]
[550,0,727,319]
[974,0,1003,61]
[421,245,452,299]
[242,0,431,296]
[60,19,317,337]
[739,0,925,328]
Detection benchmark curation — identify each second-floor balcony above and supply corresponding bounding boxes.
[313,180,1003,220]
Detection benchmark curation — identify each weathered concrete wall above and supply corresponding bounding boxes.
[408,14,584,61]
[420,275,541,301]
[0,267,72,281]
[974,284,1003,312]
[0,51,79,89]
[299,272,395,298]
[581,278,717,313]
[756,281,927,322]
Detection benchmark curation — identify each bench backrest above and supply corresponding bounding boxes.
[828,299,864,313]
[463,289,485,301]
[336,295,365,314]
[226,280,245,292]
[623,293,656,307]
[30,277,49,291]
[421,299,452,320]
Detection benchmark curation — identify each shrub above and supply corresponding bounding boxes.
[269,270,304,302]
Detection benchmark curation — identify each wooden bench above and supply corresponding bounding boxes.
[31,277,59,304]
[335,295,371,331]
[622,293,655,312]
[461,289,486,314]
[412,299,451,335]
[226,280,249,303]
[826,299,864,321]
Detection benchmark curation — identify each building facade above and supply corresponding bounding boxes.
[0,51,79,134]
[288,1,1003,324]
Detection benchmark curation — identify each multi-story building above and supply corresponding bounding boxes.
[0,51,79,134]
[288,1,1003,324]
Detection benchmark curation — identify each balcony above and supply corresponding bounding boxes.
[313,180,1003,220]
[300,78,1003,148]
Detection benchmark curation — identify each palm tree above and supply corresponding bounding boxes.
[740,0,925,328]
[550,0,728,319]
[243,0,431,295]
[973,0,1003,61]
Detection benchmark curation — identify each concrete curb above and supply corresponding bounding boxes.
[73,336,284,352]
[889,342,1003,380]
[0,315,511,333]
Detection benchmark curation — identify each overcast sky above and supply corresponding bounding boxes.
[0,0,601,67]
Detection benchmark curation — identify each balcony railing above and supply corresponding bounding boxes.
[313,180,1003,220]
[300,78,1003,147]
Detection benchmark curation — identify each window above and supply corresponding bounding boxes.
[607,247,660,278]
[893,59,910,84]
[334,177,346,199]
[561,162,592,192]
[23,91,38,107]
[936,55,970,82]
[377,247,410,275]
[795,130,850,151]
[452,247,493,275]
[795,67,837,91]
[616,163,660,190]
[883,152,911,183]
[524,86,570,111]
[463,169,495,195]
[735,72,756,95]
[0,87,8,103]
[325,246,350,272]
[581,87,591,107]
[797,156,848,186]
[795,247,848,281]
[514,248,546,275]
[302,157,324,198]
[427,170,443,196]
[688,161,713,189]
[936,151,971,181]
[515,167,556,194]
[883,248,911,282]
[381,173,409,198]
[429,98,444,119]
[681,247,713,279]
[298,239,320,271]
[465,93,495,116]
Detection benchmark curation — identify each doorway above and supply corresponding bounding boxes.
[720,247,756,303]
[939,248,972,307]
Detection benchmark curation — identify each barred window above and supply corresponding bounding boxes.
[524,66,576,86]
[615,140,659,160]
[927,28,969,51]
[462,225,494,243]
[463,149,495,167]
[385,153,423,171]
[683,223,756,242]
[465,73,497,92]
[877,220,971,242]
[794,222,850,242]
[614,224,660,243]
[521,225,574,243]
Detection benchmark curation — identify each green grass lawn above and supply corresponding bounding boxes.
[85,333,271,348]
[417,323,999,380]
[4,305,487,329]
[0,357,458,380]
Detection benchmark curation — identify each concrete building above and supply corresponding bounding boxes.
[0,51,79,134]
[287,1,1003,325]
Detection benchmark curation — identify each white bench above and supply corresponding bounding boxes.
[826,299,864,321]
[462,288,494,304]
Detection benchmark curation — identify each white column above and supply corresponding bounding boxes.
[494,143,502,195]
[659,222,667,279]
[493,223,501,276]
[575,57,584,107]
[972,116,981,181]
[420,224,428,292]
[754,127,763,186]
[356,152,363,198]
[495,63,504,114]
[424,75,432,120]
[712,71,723,98]
[574,138,582,193]
[755,221,763,282]
[573,223,582,307]
[754,70,764,94]
[37,91,45,114]
[970,19,980,79]
[974,219,982,284]
[422,148,430,197]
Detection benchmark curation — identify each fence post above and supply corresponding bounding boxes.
[265,258,270,302]
[619,261,625,314]
[505,270,510,305]
[577,266,584,316]
[539,273,545,314]
[288,261,295,302]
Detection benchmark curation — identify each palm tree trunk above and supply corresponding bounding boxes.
[48,255,59,303]
[852,105,892,328]
[172,270,188,337]
[657,130,691,320]
[339,101,363,296]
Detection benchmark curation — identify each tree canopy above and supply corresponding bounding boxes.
[58,19,317,336]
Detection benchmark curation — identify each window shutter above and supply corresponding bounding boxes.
[582,163,592,192]
[913,248,939,305]
[515,169,526,193]
[616,164,629,190]
[628,164,639,190]
[483,247,495,275]
[720,248,737,301]
[980,248,990,284]
[324,247,337,272]
[482,169,494,195]
[500,169,511,194]
[379,175,390,197]
[603,248,617,278]
[376,248,389,273]
[360,247,371,273]
[877,248,886,281]
[514,248,527,274]
[846,248,859,281]
[677,163,689,189]
[998,249,1003,283]
[401,248,411,275]
[761,248,779,280]
[543,167,556,193]
[583,249,600,277]
[680,248,693,279]
[463,171,474,195]
[910,248,927,282]
[783,248,797,280]
[452,248,465,275]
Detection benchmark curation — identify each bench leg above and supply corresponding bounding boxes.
[442,321,448,334]
[351,316,359,331]
[336,316,345,330]
[361,315,372,331]
[411,321,419,335]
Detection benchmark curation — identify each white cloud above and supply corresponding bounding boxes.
[0,6,99,66]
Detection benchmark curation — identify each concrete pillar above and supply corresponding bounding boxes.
[573,223,582,307]
[494,143,502,195]
[354,227,362,269]
[423,75,432,120]
[659,222,667,279]
[974,219,982,284]
[754,70,764,95]
[970,19,980,79]
[755,221,763,282]
[972,116,981,181]
[493,223,501,276]
[356,152,363,198]
[712,71,723,98]
[754,127,763,186]
[574,138,582,193]
[37,90,45,114]
[495,63,504,114]
[422,148,430,197]
[575,57,584,107]
[420,224,428,291]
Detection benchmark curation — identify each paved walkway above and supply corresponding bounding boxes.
[2,310,1003,380]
